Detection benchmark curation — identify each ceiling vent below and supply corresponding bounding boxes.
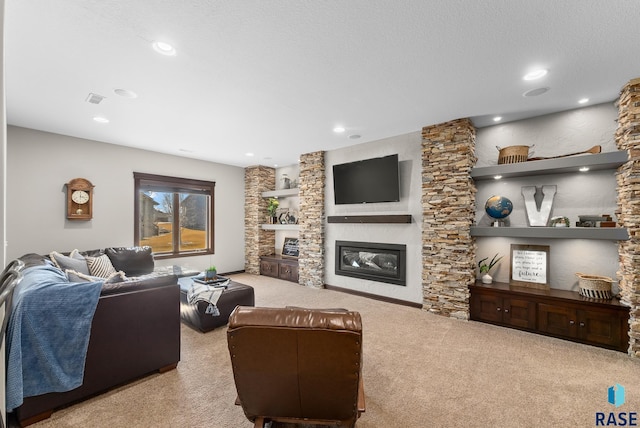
[85,93,106,104]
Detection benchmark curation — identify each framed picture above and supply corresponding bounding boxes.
[282,237,299,258]
[509,244,550,289]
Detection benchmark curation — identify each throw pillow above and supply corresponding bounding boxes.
[66,269,101,283]
[67,269,127,283]
[86,254,117,278]
[105,271,127,283]
[105,246,154,276]
[50,250,90,275]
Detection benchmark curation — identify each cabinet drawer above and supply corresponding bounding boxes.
[279,263,299,282]
[470,293,503,323]
[502,298,536,330]
[537,303,578,338]
[260,260,279,278]
[579,309,625,349]
[470,292,535,330]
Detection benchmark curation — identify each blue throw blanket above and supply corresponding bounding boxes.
[6,263,103,411]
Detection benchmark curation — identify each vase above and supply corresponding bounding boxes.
[482,273,493,284]
[205,270,217,281]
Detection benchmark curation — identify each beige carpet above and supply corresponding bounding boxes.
[24,273,639,428]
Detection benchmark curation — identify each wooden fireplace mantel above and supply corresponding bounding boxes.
[327,215,412,224]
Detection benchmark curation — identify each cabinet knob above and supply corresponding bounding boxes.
[569,320,575,325]
[496,307,501,312]
[579,322,585,328]
[504,309,509,313]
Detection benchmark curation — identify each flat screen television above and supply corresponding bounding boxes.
[333,154,400,205]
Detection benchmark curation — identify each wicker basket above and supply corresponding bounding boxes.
[496,145,531,164]
[575,272,613,299]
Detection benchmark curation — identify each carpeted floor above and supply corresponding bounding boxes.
[20,273,640,427]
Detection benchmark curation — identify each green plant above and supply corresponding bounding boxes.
[206,265,217,272]
[267,198,279,216]
[478,254,502,274]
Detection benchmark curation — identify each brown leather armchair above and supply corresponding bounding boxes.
[227,306,365,427]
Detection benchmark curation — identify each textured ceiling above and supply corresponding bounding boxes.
[5,1,640,167]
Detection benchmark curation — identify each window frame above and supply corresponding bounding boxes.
[134,172,215,259]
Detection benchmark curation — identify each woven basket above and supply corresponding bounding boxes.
[575,272,613,299]
[496,145,531,164]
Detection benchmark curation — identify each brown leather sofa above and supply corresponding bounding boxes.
[12,248,181,426]
[227,306,365,427]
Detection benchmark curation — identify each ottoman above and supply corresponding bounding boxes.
[179,277,255,332]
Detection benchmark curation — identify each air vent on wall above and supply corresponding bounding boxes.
[85,93,106,104]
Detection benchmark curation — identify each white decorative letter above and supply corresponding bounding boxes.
[521,185,556,226]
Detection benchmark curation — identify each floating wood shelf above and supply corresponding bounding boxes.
[470,151,628,181]
[471,226,629,240]
[327,215,412,224]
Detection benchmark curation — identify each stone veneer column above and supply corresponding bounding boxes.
[244,166,275,274]
[616,77,640,358]
[298,151,325,288]
[422,118,477,319]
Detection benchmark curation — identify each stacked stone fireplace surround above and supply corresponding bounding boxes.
[244,77,640,358]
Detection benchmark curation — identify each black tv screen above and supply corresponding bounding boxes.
[333,154,400,205]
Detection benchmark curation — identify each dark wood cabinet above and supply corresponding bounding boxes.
[260,255,299,283]
[470,281,629,352]
[471,292,536,330]
[260,258,279,278]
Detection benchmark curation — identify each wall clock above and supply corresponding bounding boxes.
[66,178,94,220]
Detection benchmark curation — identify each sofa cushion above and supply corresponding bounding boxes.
[50,250,90,275]
[86,254,117,278]
[105,246,154,276]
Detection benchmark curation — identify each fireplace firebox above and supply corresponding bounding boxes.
[335,241,406,286]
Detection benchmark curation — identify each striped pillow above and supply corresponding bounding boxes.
[86,254,117,278]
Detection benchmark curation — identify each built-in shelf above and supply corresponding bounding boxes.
[471,226,629,240]
[327,214,412,224]
[261,188,299,198]
[470,151,628,181]
[261,224,300,231]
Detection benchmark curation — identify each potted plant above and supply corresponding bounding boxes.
[267,198,279,224]
[478,254,502,284]
[204,265,217,281]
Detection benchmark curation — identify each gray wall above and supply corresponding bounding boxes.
[1,0,7,420]
[474,102,620,291]
[6,126,246,273]
[324,131,424,304]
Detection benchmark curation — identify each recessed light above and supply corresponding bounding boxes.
[523,69,548,81]
[523,87,550,97]
[578,98,589,104]
[114,88,138,99]
[93,116,109,124]
[245,152,254,157]
[493,116,502,122]
[333,126,346,133]
[493,175,502,180]
[579,167,589,172]
[348,134,361,139]
[152,41,176,56]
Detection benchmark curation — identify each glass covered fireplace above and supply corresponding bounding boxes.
[335,240,406,286]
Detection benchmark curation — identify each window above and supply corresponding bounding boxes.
[134,172,215,259]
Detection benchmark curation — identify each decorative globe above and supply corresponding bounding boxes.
[485,195,513,220]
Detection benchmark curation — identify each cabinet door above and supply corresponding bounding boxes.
[502,298,536,330]
[538,303,578,338]
[279,262,298,282]
[577,309,624,349]
[260,260,279,278]
[470,292,503,323]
